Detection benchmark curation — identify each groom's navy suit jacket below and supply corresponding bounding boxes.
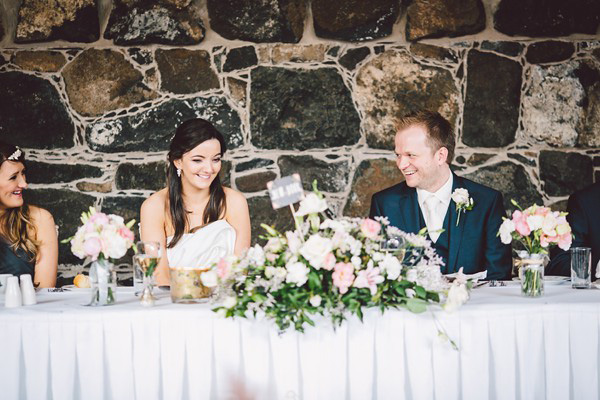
[548,182,600,277]
[369,173,512,280]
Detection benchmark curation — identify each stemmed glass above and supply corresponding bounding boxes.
[133,241,161,306]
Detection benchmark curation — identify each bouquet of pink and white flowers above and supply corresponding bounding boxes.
[68,207,136,262]
[498,200,572,254]
[212,185,471,333]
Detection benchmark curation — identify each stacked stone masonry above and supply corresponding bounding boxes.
[0,0,598,285]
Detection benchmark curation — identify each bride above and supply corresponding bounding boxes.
[140,118,251,286]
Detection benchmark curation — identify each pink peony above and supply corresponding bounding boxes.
[118,227,134,242]
[332,262,355,294]
[216,258,231,280]
[512,210,531,236]
[89,212,110,226]
[353,265,384,295]
[322,252,336,271]
[83,237,102,259]
[360,218,381,239]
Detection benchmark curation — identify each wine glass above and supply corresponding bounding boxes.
[133,241,161,306]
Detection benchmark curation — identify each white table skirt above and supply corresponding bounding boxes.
[1,284,599,400]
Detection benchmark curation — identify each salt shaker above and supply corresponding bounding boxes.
[20,274,37,306]
[0,273,13,295]
[5,276,22,308]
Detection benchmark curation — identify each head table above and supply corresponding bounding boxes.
[0,283,599,400]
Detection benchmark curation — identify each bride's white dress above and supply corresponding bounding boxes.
[166,220,236,268]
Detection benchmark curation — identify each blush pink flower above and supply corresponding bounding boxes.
[323,252,336,271]
[353,265,384,295]
[360,218,381,239]
[83,237,102,260]
[118,227,134,242]
[216,258,232,280]
[332,262,355,294]
[558,233,572,251]
[534,206,550,217]
[512,210,531,236]
[89,212,110,226]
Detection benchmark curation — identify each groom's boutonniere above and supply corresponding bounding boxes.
[451,188,474,226]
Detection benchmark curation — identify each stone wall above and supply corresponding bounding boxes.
[0,0,599,285]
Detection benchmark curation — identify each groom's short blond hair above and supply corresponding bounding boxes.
[395,110,455,164]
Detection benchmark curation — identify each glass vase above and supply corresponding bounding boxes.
[518,251,545,297]
[89,258,117,306]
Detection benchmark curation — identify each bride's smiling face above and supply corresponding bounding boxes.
[174,139,222,191]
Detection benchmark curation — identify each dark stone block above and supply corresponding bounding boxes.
[526,41,575,64]
[207,0,306,43]
[312,0,399,41]
[480,41,524,57]
[410,43,458,63]
[339,47,370,70]
[128,48,153,65]
[0,72,75,149]
[62,49,157,117]
[221,160,232,187]
[507,153,536,167]
[115,161,167,191]
[247,196,294,245]
[76,181,113,193]
[235,158,275,172]
[250,67,360,150]
[494,0,600,37]
[13,51,67,72]
[406,0,485,41]
[540,151,593,197]
[549,199,569,213]
[464,161,543,211]
[466,153,495,166]
[223,46,258,72]
[278,155,350,192]
[156,49,219,94]
[327,46,340,57]
[594,156,600,167]
[26,161,103,184]
[236,171,277,192]
[15,0,100,43]
[463,50,521,147]
[86,97,243,153]
[104,1,205,45]
[24,189,96,264]
[343,158,402,217]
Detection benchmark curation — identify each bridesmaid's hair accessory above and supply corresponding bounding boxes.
[8,147,22,161]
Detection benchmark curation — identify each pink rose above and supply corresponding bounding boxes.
[83,237,102,259]
[512,210,531,236]
[322,252,336,271]
[332,262,355,294]
[353,265,384,295]
[118,227,134,242]
[360,218,381,239]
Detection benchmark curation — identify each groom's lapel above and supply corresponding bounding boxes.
[398,186,421,234]
[448,173,466,274]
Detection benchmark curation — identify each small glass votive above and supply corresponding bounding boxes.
[571,247,592,289]
[169,267,215,304]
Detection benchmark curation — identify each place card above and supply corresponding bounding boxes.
[267,174,305,209]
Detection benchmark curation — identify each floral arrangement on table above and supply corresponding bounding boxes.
[64,207,135,305]
[211,184,472,333]
[498,200,572,296]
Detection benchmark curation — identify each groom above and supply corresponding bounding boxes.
[369,110,512,280]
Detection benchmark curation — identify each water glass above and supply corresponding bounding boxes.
[571,247,592,289]
[133,241,161,295]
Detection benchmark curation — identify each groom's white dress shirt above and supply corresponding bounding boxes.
[416,173,453,243]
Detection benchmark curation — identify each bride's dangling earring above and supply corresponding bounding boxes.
[177,168,181,178]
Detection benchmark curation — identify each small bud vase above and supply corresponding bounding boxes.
[89,258,117,306]
[517,251,545,297]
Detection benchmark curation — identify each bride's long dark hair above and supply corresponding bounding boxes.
[167,118,227,248]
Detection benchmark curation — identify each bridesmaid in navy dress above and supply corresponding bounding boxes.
[0,141,57,287]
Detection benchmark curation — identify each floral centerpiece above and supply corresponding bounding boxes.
[210,184,472,333]
[65,207,135,305]
[498,201,572,297]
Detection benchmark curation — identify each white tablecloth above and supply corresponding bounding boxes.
[1,283,599,400]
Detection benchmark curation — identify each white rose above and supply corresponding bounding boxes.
[223,296,237,309]
[444,283,469,312]
[300,234,333,269]
[451,188,469,205]
[285,231,302,254]
[406,269,418,282]
[264,237,284,253]
[526,215,544,231]
[351,255,362,268]
[295,193,328,216]
[102,233,128,259]
[372,252,385,262]
[246,244,266,266]
[379,253,402,280]
[274,267,287,279]
[200,270,218,288]
[309,295,322,307]
[265,266,277,279]
[499,219,515,245]
[285,261,309,287]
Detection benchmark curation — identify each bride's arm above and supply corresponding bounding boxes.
[140,190,170,286]
[224,188,251,256]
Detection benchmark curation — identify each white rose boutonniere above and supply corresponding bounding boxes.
[451,188,474,226]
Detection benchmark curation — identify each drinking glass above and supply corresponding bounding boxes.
[133,241,161,303]
[571,247,591,289]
